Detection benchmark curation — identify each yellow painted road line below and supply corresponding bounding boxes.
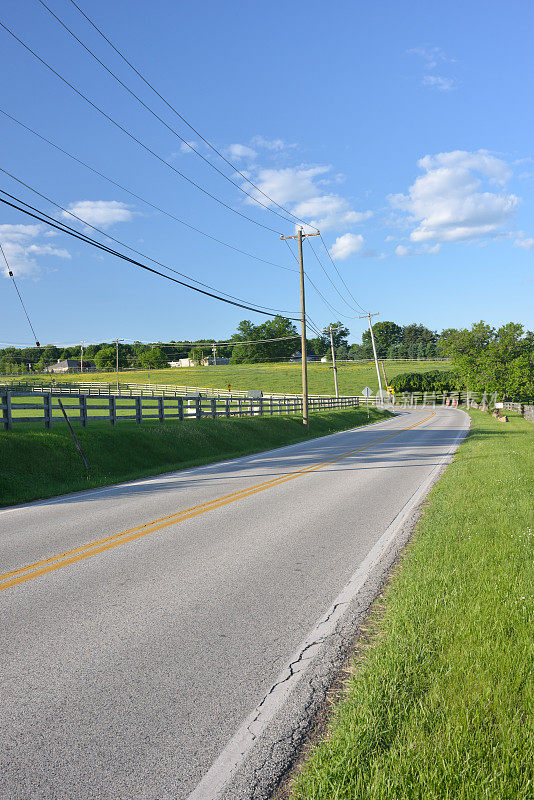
[1,411,435,592]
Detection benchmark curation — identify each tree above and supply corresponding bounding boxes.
[362,321,402,358]
[138,348,168,369]
[230,316,299,363]
[440,321,534,398]
[94,346,128,371]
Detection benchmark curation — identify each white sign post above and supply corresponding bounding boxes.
[362,386,373,419]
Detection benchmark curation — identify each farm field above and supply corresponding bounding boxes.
[14,360,449,396]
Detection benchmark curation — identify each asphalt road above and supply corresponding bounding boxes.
[0,407,468,799]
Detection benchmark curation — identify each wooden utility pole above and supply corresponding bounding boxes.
[359,312,383,403]
[280,228,320,427]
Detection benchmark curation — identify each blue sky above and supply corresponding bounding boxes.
[1,0,533,347]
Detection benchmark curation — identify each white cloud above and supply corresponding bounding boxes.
[422,75,457,91]
[251,135,290,152]
[227,143,257,161]
[395,244,410,257]
[62,200,133,229]
[293,196,372,231]
[389,150,519,244]
[244,164,372,232]
[179,140,199,154]
[0,223,70,278]
[329,233,364,260]
[408,45,451,69]
[515,235,534,250]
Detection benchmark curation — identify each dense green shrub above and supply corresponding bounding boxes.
[389,369,458,393]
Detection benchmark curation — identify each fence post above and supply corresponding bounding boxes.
[238,399,242,417]
[178,397,183,421]
[109,396,116,425]
[1,391,12,431]
[135,396,142,424]
[195,398,202,420]
[225,399,230,418]
[258,398,263,417]
[79,395,88,427]
[158,396,165,423]
[44,393,52,429]
[211,398,217,419]
[269,397,273,415]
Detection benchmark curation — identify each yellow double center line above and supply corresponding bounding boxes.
[0,411,436,592]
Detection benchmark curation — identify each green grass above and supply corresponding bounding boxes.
[289,410,533,800]
[16,360,449,396]
[0,407,392,507]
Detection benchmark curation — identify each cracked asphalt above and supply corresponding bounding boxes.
[0,408,468,799]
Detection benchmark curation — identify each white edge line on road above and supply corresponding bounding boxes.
[187,410,470,800]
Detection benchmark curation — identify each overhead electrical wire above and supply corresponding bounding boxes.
[0,192,301,320]
[0,168,298,315]
[0,241,40,346]
[0,107,297,274]
[306,236,362,314]
[318,233,368,313]
[282,238,354,321]
[0,19,284,235]
[37,0,303,230]
[64,0,318,232]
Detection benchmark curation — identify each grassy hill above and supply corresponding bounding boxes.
[35,360,449,396]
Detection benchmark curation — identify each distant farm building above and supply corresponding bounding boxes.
[44,359,96,373]
[289,351,320,363]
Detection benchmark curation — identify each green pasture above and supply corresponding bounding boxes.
[11,359,449,396]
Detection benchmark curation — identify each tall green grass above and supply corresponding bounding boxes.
[0,407,392,507]
[289,410,533,800]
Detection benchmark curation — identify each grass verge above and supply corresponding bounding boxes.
[0,407,392,507]
[289,410,533,800]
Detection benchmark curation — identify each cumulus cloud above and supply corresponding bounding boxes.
[227,143,257,161]
[244,165,372,232]
[0,223,70,278]
[329,233,364,260]
[389,150,519,244]
[61,200,133,229]
[422,75,457,91]
[395,244,410,257]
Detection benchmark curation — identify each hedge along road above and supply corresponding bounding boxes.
[0,407,469,800]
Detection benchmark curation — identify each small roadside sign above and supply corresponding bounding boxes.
[495,402,504,409]
[362,387,373,397]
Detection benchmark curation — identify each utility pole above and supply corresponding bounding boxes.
[212,343,217,366]
[115,338,124,391]
[280,228,320,427]
[80,340,85,374]
[327,324,339,398]
[359,312,383,404]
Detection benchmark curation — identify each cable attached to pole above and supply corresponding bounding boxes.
[0,241,40,346]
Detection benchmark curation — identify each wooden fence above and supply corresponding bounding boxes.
[0,389,360,431]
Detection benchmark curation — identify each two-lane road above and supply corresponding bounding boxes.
[0,408,469,799]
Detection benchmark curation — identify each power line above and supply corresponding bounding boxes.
[282,238,354,320]
[0,168,298,315]
[0,108,297,274]
[319,233,368,313]
[0,19,284,235]
[0,241,40,346]
[65,0,318,232]
[37,0,302,230]
[0,192,301,320]
[306,235,361,314]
